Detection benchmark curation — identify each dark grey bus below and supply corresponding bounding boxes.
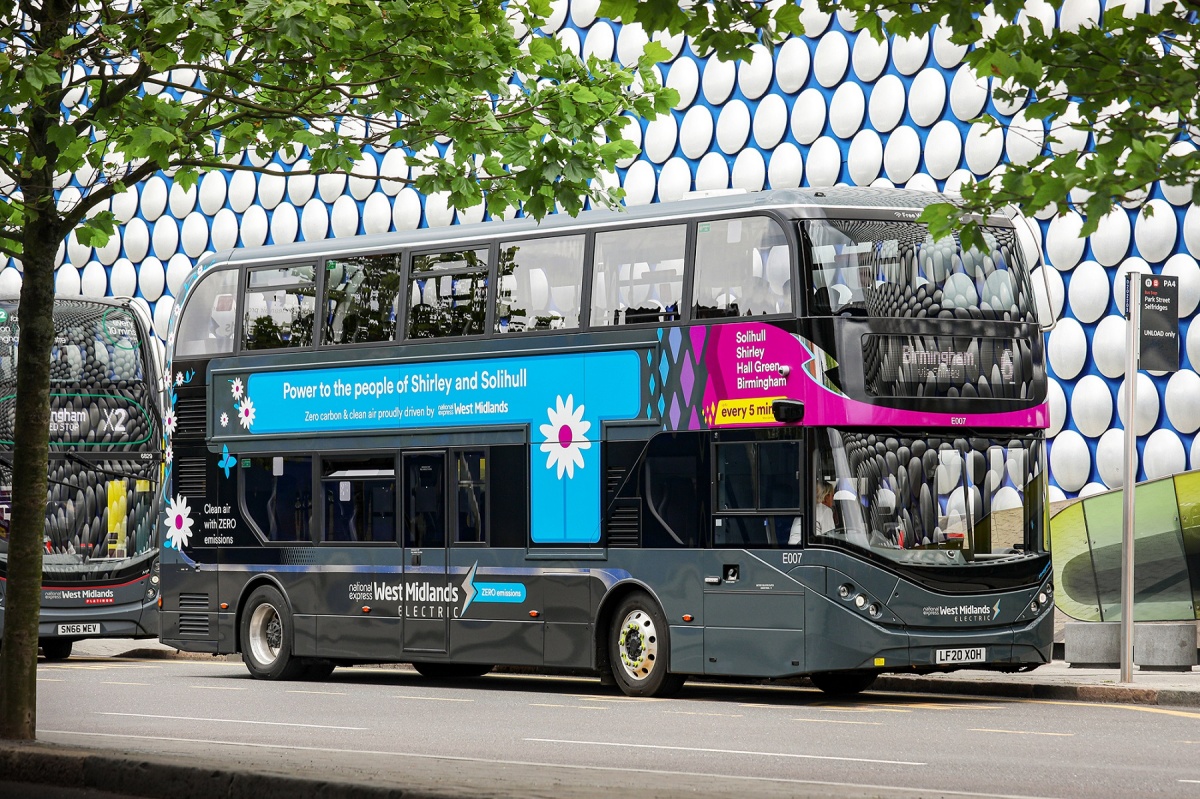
[0,296,166,660]
[158,188,1053,696]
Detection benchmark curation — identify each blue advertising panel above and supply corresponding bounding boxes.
[231,351,643,543]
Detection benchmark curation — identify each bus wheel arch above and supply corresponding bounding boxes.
[237,579,307,680]
[598,585,684,698]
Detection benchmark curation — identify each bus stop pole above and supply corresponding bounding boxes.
[1120,272,1139,683]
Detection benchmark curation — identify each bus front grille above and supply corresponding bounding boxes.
[178,614,209,637]
[179,592,209,610]
[607,499,640,548]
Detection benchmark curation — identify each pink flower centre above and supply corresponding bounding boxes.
[558,424,573,448]
[174,515,183,530]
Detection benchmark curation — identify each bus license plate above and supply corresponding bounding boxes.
[935,647,985,664]
[57,623,100,636]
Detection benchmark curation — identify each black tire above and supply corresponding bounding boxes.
[608,591,684,698]
[40,639,73,661]
[810,671,877,697]
[411,662,492,680]
[240,585,306,680]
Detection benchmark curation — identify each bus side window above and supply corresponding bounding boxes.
[320,456,396,543]
[243,265,317,350]
[175,269,240,358]
[693,216,792,319]
[590,225,686,327]
[406,249,488,339]
[495,235,585,333]
[322,254,400,345]
[242,455,313,543]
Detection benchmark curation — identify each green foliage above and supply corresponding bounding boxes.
[0,0,680,261]
[616,0,1200,252]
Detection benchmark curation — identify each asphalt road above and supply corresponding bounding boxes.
[31,655,1200,799]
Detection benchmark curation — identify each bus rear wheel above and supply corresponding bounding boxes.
[40,639,73,661]
[608,592,684,698]
[240,585,306,680]
[411,662,492,680]
[810,671,877,696]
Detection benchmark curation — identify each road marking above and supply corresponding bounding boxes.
[529,703,607,710]
[101,681,150,686]
[390,695,473,702]
[286,690,347,696]
[663,710,743,718]
[570,694,665,703]
[969,728,1073,737]
[523,738,925,766]
[812,705,909,714]
[44,730,1065,799]
[36,678,65,682]
[1026,700,1200,720]
[1179,780,1200,784]
[189,685,247,690]
[95,712,365,730]
[791,717,883,726]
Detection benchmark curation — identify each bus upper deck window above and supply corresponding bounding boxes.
[243,265,317,350]
[693,217,791,319]
[174,269,240,358]
[406,249,488,339]
[322,254,400,345]
[496,235,584,333]
[590,225,685,327]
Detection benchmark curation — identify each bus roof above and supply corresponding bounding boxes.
[199,187,1002,269]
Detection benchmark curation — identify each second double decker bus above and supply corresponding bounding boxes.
[0,296,167,659]
[159,188,1052,696]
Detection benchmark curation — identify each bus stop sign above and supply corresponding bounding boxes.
[1139,275,1179,373]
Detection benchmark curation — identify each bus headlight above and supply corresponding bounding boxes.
[854,595,867,609]
[867,603,881,618]
[1030,600,1040,613]
[838,584,853,599]
[1037,592,1047,605]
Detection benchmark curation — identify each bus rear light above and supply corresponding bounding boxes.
[682,614,693,622]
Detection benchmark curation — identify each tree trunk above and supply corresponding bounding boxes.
[0,214,58,740]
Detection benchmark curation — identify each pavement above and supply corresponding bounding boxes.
[1,635,1198,799]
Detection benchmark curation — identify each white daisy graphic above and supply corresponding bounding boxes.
[165,445,173,465]
[538,394,591,479]
[163,407,177,437]
[174,371,184,386]
[230,377,244,400]
[238,397,256,429]
[219,411,229,428]
[163,495,194,550]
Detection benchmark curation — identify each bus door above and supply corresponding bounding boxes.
[401,451,450,654]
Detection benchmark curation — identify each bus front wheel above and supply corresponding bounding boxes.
[40,639,73,661]
[608,592,684,698]
[240,585,306,680]
[810,671,877,696]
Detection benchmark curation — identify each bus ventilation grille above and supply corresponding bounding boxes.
[178,614,209,637]
[174,395,208,438]
[607,499,641,548]
[176,455,206,497]
[179,592,209,610]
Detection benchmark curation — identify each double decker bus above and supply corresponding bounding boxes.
[159,188,1052,696]
[0,297,167,660]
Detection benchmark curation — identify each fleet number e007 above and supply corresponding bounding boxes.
[950,416,966,425]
